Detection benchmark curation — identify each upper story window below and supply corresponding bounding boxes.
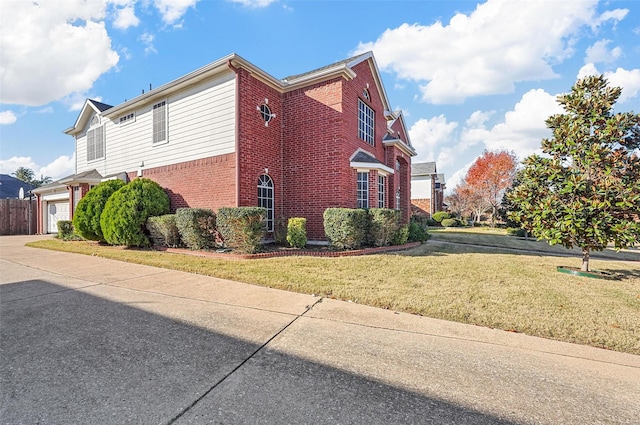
[119,112,135,125]
[357,172,369,209]
[87,117,105,162]
[363,88,370,101]
[358,99,375,146]
[153,101,167,144]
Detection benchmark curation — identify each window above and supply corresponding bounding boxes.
[73,186,81,213]
[258,174,274,232]
[358,99,374,145]
[87,125,105,162]
[357,172,369,209]
[153,101,167,144]
[119,112,135,125]
[396,188,401,210]
[378,175,385,208]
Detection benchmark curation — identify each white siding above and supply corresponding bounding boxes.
[77,72,236,176]
[411,176,433,200]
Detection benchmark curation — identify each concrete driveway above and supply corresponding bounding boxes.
[1,235,639,424]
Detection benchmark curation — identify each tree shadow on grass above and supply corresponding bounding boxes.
[1,279,519,425]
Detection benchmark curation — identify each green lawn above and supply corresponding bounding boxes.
[28,232,640,355]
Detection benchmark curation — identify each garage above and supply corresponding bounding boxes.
[47,201,69,234]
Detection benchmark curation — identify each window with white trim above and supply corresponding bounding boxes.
[378,175,385,208]
[396,188,401,210]
[87,124,105,162]
[357,172,369,209]
[153,101,167,144]
[358,99,374,146]
[258,174,274,232]
[119,112,135,125]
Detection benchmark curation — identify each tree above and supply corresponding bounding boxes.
[464,150,518,226]
[12,167,35,184]
[12,167,52,188]
[507,75,640,272]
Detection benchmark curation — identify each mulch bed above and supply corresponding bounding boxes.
[158,242,422,260]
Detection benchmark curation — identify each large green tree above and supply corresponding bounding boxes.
[508,75,640,272]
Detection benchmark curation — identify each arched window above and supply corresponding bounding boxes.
[396,188,401,210]
[258,174,274,231]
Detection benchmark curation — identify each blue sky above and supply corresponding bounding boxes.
[1,0,639,191]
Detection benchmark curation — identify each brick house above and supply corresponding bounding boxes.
[33,52,416,241]
[411,162,445,217]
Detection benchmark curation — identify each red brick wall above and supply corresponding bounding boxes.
[128,153,237,212]
[236,69,284,224]
[282,77,347,239]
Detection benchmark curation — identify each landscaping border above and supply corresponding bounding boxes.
[161,242,422,260]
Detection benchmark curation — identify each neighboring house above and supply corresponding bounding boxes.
[33,52,416,240]
[0,174,34,199]
[411,162,445,217]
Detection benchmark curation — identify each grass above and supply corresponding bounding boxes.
[27,233,640,355]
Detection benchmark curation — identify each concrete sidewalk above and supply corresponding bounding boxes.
[1,235,638,424]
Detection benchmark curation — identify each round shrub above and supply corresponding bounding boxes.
[431,211,451,223]
[73,179,126,241]
[441,218,459,227]
[100,178,170,247]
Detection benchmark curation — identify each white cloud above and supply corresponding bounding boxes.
[462,89,562,161]
[354,0,627,104]
[154,0,199,25]
[408,115,458,161]
[228,0,277,8]
[140,32,158,55]
[39,154,76,180]
[0,154,75,181]
[585,39,622,64]
[0,111,17,125]
[0,156,38,176]
[0,0,120,106]
[113,4,140,29]
[578,64,640,103]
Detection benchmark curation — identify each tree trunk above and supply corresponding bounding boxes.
[581,248,590,272]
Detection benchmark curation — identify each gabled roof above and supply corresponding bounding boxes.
[0,174,34,199]
[383,111,416,157]
[412,162,438,176]
[64,99,113,135]
[349,149,394,175]
[32,170,104,194]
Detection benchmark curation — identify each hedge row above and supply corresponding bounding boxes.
[323,208,427,249]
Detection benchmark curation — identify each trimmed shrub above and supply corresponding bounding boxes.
[431,211,451,223]
[56,220,75,240]
[441,218,459,228]
[217,207,266,254]
[146,214,182,248]
[391,224,409,246]
[175,208,216,250]
[368,208,401,247]
[323,208,368,249]
[286,217,307,248]
[73,179,126,241]
[100,178,170,247]
[408,218,431,243]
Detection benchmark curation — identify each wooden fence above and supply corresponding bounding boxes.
[0,199,37,235]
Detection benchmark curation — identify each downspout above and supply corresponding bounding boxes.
[227,59,241,207]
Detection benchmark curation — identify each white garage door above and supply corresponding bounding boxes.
[47,201,70,233]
